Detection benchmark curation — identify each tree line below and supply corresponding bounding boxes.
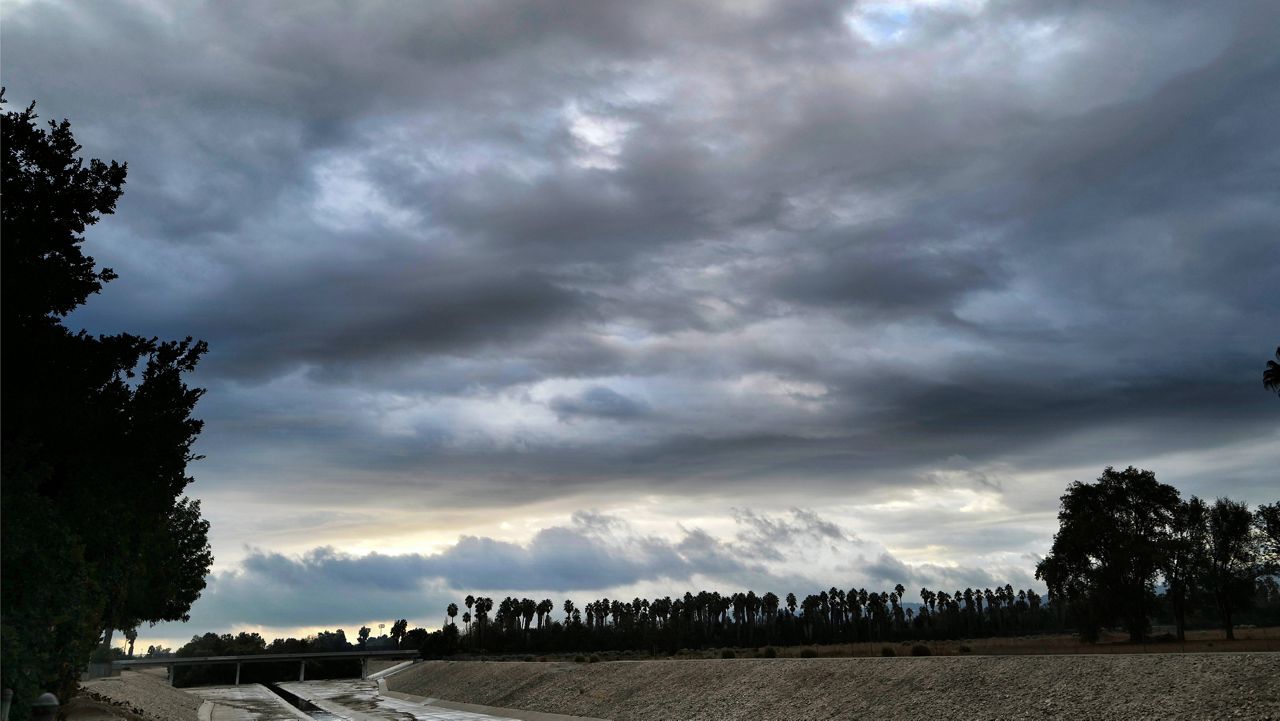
[1037,466,1279,643]
[427,583,1058,656]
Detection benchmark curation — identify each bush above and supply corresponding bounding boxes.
[910,644,931,656]
[762,647,778,658]
[588,655,600,663]
[958,644,972,654]
[721,649,736,659]
[880,646,896,657]
[799,648,818,658]
[574,655,586,663]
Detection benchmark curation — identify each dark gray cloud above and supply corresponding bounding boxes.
[5,0,1278,628]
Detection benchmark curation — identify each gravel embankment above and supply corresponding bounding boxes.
[82,671,201,721]
[387,653,1280,720]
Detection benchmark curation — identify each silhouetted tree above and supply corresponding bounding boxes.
[1264,347,1280,396]
[1036,466,1180,641]
[1202,498,1258,639]
[357,626,371,646]
[1164,497,1207,641]
[447,603,458,628]
[1256,502,1280,573]
[521,598,537,635]
[1,93,212,715]
[390,619,409,648]
[403,627,430,650]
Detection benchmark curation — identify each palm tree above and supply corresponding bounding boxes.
[465,595,475,637]
[470,598,489,645]
[520,598,537,634]
[1265,347,1280,395]
[446,602,458,628]
[536,599,553,629]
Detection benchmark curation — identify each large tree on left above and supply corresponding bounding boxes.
[1,92,213,715]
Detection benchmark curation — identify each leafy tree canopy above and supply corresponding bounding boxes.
[1035,466,1181,642]
[1202,497,1259,640]
[1257,502,1280,572]
[1,92,213,713]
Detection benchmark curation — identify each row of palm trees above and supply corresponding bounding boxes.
[437,583,1058,654]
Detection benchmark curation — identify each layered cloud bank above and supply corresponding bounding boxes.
[3,0,1277,644]
[170,508,1036,634]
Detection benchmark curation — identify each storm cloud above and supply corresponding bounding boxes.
[3,0,1277,643]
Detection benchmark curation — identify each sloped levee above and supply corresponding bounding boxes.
[385,653,1280,721]
[81,671,204,721]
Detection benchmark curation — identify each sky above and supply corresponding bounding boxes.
[3,0,1278,650]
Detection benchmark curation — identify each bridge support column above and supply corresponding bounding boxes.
[235,663,241,686]
[299,660,305,682]
[361,658,368,679]
[166,665,174,686]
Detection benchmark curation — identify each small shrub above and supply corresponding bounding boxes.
[538,656,549,662]
[523,655,535,662]
[910,644,931,656]
[721,649,736,659]
[588,655,600,663]
[958,644,972,654]
[762,647,778,659]
[574,655,586,663]
[880,646,896,657]
[799,648,818,658]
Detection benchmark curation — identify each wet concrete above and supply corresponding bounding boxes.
[279,679,518,721]
[186,684,309,721]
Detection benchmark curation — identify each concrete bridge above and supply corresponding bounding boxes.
[111,649,420,685]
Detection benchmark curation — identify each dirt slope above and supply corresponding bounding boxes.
[81,671,201,721]
[387,654,1280,720]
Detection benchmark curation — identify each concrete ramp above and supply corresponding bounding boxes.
[366,660,417,680]
[188,684,312,721]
